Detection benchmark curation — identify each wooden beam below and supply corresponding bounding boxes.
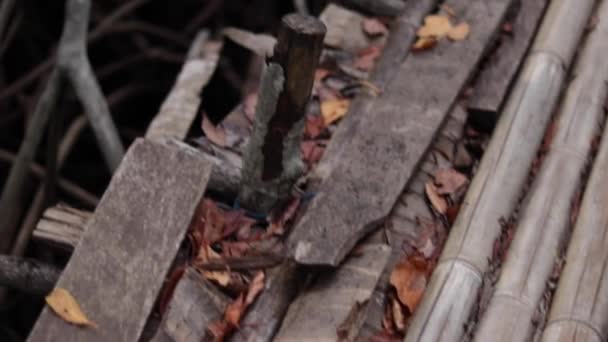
[239,14,326,212]
[27,138,212,342]
[289,0,515,267]
[468,0,549,132]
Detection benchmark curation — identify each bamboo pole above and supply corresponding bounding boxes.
[473,1,608,339]
[405,0,596,341]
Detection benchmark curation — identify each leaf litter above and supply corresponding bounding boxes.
[46,288,97,329]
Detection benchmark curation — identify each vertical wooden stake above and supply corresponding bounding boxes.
[239,14,326,212]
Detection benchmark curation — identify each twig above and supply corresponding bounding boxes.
[185,0,222,34]
[0,255,60,295]
[0,9,22,59]
[0,0,16,43]
[88,0,149,41]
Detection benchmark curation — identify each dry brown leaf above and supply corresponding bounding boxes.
[225,293,246,327]
[448,22,470,41]
[434,168,468,195]
[412,36,438,51]
[389,258,427,313]
[202,115,226,147]
[321,99,350,125]
[425,182,447,214]
[353,45,382,71]
[305,115,326,139]
[362,18,389,37]
[46,288,97,328]
[417,15,453,38]
[245,271,265,305]
[202,270,231,287]
[391,297,407,333]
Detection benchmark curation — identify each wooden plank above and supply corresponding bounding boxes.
[27,138,212,342]
[274,244,391,341]
[145,31,222,141]
[319,4,376,53]
[405,0,596,340]
[468,0,549,131]
[33,205,91,250]
[151,267,229,342]
[474,2,608,338]
[289,0,515,267]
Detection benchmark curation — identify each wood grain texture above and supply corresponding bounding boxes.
[151,268,228,342]
[33,205,91,250]
[289,0,514,267]
[468,0,549,130]
[27,138,212,342]
[274,244,391,342]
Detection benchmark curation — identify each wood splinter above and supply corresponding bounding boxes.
[239,14,326,212]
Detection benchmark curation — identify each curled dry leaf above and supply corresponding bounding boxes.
[417,15,453,38]
[447,22,470,41]
[412,36,438,51]
[46,288,97,328]
[425,182,447,214]
[389,258,428,313]
[321,99,350,125]
[301,140,326,168]
[391,296,407,333]
[434,168,468,195]
[353,45,382,71]
[202,115,226,147]
[362,18,389,37]
[245,271,265,305]
[305,115,326,139]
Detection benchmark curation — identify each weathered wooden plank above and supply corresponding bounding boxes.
[319,4,376,53]
[289,0,515,267]
[151,267,229,342]
[27,138,212,342]
[474,2,608,339]
[274,244,391,341]
[468,0,549,131]
[405,0,595,340]
[146,31,222,141]
[33,205,91,250]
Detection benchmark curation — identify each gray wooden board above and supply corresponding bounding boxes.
[468,0,548,129]
[274,244,391,341]
[151,267,229,342]
[289,0,514,267]
[27,138,212,342]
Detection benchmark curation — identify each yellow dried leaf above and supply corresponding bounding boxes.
[412,36,438,51]
[390,259,427,313]
[202,270,231,287]
[46,288,97,328]
[425,182,448,214]
[321,99,350,126]
[448,22,470,41]
[417,15,453,38]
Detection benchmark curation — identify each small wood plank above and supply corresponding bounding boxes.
[319,4,376,53]
[33,205,91,250]
[468,0,549,131]
[274,244,391,341]
[146,31,222,141]
[151,268,229,342]
[27,138,212,342]
[289,0,515,267]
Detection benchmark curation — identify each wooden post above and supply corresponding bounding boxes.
[239,14,326,212]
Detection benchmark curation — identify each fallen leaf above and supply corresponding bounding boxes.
[425,182,447,214]
[245,271,265,305]
[46,288,97,328]
[417,15,453,38]
[267,197,301,236]
[446,203,461,225]
[202,270,231,287]
[225,293,246,327]
[305,115,326,139]
[391,297,407,332]
[448,22,470,41]
[353,45,382,71]
[202,115,226,147]
[321,99,350,125]
[315,68,330,82]
[390,258,427,313]
[362,18,389,37]
[301,140,326,167]
[412,36,437,51]
[434,168,468,195]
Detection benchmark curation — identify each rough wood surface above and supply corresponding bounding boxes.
[474,3,608,339]
[314,0,438,184]
[146,31,222,141]
[151,268,229,342]
[468,0,548,130]
[33,205,91,250]
[27,138,212,342]
[289,0,515,267]
[405,0,595,340]
[239,14,326,212]
[274,244,390,341]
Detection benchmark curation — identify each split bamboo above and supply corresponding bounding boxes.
[405,0,596,341]
[473,0,608,339]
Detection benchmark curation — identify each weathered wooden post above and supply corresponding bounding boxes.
[239,14,326,212]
